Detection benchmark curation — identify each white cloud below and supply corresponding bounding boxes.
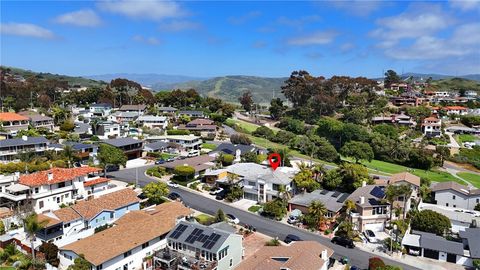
[276,15,321,28]
[158,20,201,32]
[0,23,55,39]
[329,1,383,17]
[450,0,480,11]
[228,11,261,25]
[132,35,161,45]
[98,0,186,21]
[287,31,337,46]
[54,9,102,27]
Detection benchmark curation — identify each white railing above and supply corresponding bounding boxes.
[30,186,74,199]
[0,192,27,201]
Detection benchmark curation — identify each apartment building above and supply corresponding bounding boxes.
[59,202,192,270]
[0,136,50,163]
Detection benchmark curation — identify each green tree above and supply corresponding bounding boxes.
[23,213,48,260]
[304,200,327,229]
[309,135,339,162]
[252,126,274,139]
[230,134,252,145]
[174,165,195,181]
[384,70,401,88]
[335,221,356,239]
[67,254,92,270]
[226,184,243,202]
[293,168,320,192]
[98,144,127,176]
[241,152,259,163]
[143,181,169,205]
[385,185,400,225]
[220,154,235,166]
[473,259,480,270]
[63,145,77,168]
[397,184,412,219]
[373,124,398,139]
[215,209,225,222]
[411,210,451,235]
[323,169,342,190]
[39,242,59,267]
[0,220,4,235]
[340,141,374,163]
[474,203,480,211]
[269,98,287,120]
[263,198,287,220]
[338,163,372,192]
[238,90,254,112]
[60,120,75,131]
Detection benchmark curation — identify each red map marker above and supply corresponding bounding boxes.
[268,153,281,171]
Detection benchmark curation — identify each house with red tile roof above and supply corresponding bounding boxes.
[421,116,442,137]
[0,112,29,134]
[0,166,103,212]
[443,106,468,116]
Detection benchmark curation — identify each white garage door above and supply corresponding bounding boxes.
[364,222,384,232]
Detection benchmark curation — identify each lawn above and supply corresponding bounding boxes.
[201,143,217,150]
[248,205,262,213]
[195,213,215,225]
[456,134,478,143]
[457,172,480,188]
[226,118,260,134]
[159,153,176,160]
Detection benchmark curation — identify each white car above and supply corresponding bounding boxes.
[226,214,240,224]
[209,187,224,195]
[363,230,377,243]
[167,181,179,188]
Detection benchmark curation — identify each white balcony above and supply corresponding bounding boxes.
[0,192,27,201]
[30,185,74,199]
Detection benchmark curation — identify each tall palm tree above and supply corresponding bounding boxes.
[63,145,76,168]
[384,185,400,225]
[312,164,326,182]
[277,185,291,202]
[23,213,48,260]
[397,184,413,219]
[343,199,356,216]
[308,200,327,228]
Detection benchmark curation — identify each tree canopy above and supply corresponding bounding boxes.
[98,144,127,171]
[411,210,451,235]
[143,181,169,205]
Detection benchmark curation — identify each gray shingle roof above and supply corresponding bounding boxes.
[0,136,49,148]
[118,104,147,111]
[459,228,480,258]
[144,141,169,151]
[213,143,255,155]
[413,231,465,255]
[102,137,142,147]
[289,189,351,213]
[347,185,387,208]
[158,107,178,112]
[167,221,231,252]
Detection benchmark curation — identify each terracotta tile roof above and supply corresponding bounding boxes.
[71,189,140,220]
[236,241,333,270]
[61,201,192,266]
[84,177,109,187]
[37,214,62,227]
[424,117,440,122]
[389,172,421,187]
[443,106,467,110]
[19,166,101,187]
[0,112,29,122]
[53,208,82,223]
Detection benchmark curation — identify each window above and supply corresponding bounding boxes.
[123,250,132,258]
[57,197,60,203]
[230,259,233,267]
[96,265,103,270]
[58,182,65,188]
[446,203,449,207]
[39,201,44,209]
[452,195,456,200]
[35,187,39,193]
[477,198,479,203]
[110,213,114,219]
[272,184,280,191]
[453,205,456,208]
[142,242,150,249]
[247,181,256,186]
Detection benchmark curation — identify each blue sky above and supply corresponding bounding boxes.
[1,0,479,78]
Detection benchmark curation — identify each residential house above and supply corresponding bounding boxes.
[178,119,217,136]
[111,111,140,124]
[209,143,257,162]
[90,103,112,117]
[18,111,54,131]
[390,83,408,91]
[443,106,468,116]
[102,138,143,160]
[236,241,333,270]
[390,97,420,107]
[421,117,442,137]
[92,121,121,140]
[0,166,102,212]
[144,141,169,153]
[59,201,192,270]
[445,126,480,135]
[464,91,478,98]
[402,231,471,266]
[418,203,480,233]
[388,172,420,214]
[459,228,480,265]
[155,220,243,270]
[36,188,139,245]
[0,136,50,163]
[64,142,98,165]
[160,155,216,178]
[117,104,147,115]
[136,115,168,129]
[0,112,29,135]
[371,114,416,127]
[158,107,178,115]
[348,184,389,232]
[178,110,205,118]
[288,189,350,219]
[431,181,480,211]
[146,135,202,153]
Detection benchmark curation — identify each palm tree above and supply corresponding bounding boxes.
[23,213,48,260]
[384,185,400,226]
[343,199,356,217]
[312,164,326,182]
[277,185,291,202]
[63,145,76,168]
[397,184,413,219]
[308,200,327,229]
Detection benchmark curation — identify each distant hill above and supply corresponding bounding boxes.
[429,77,480,92]
[164,76,287,104]
[373,72,480,81]
[85,73,206,88]
[2,66,106,87]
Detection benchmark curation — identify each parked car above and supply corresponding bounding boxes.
[187,150,200,157]
[284,234,302,244]
[105,164,119,172]
[408,249,420,256]
[168,192,182,201]
[166,158,175,162]
[155,159,165,164]
[331,237,355,248]
[209,187,224,195]
[226,214,240,224]
[287,215,300,224]
[167,181,179,188]
[363,230,377,243]
[215,190,226,200]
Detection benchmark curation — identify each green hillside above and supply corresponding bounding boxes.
[2,66,106,87]
[169,75,287,104]
[429,77,480,92]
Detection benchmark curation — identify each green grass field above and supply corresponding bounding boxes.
[455,134,478,143]
[457,172,480,188]
[195,213,214,225]
[201,143,217,150]
[248,205,262,213]
[225,118,260,134]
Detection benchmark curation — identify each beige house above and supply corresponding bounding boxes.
[389,172,421,215]
[349,184,389,232]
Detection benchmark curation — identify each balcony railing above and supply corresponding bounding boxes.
[30,185,74,199]
[154,249,217,270]
[0,192,27,201]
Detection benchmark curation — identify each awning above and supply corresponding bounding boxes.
[6,184,30,193]
[402,233,420,247]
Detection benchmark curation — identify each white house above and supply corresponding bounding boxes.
[443,106,468,116]
[421,117,442,137]
[431,181,480,211]
[59,202,192,270]
[146,135,202,152]
[136,115,168,129]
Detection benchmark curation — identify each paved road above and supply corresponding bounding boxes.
[109,166,419,270]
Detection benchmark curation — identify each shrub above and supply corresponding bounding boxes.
[146,166,167,178]
[252,126,275,139]
[60,120,75,131]
[265,238,281,246]
[369,257,385,270]
[221,154,235,166]
[411,210,451,235]
[324,229,332,235]
[167,129,190,135]
[39,242,59,266]
[230,134,252,145]
[174,165,195,180]
[94,224,112,233]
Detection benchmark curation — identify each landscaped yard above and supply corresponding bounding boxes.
[456,134,478,143]
[195,213,214,225]
[201,143,217,150]
[248,205,262,213]
[457,172,480,188]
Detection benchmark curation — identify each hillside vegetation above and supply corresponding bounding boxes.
[429,77,480,92]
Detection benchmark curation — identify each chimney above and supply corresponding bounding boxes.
[321,249,328,260]
[47,171,53,181]
[362,180,367,187]
[360,196,365,205]
[21,135,28,141]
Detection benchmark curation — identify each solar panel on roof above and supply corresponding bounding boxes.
[336,193,350,203]
[170,224,188,239]
[203,240,211,248]
[185,235,195,243]
[332,191,341,198]
[198,234,208,242]
[370,186,385,198]
[320,190,329,195]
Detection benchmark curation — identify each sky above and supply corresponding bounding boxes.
[1,0,479,78]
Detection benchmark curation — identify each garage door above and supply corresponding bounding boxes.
[364,222,384,232]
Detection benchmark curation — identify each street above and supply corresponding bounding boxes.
[108,166,420,270]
